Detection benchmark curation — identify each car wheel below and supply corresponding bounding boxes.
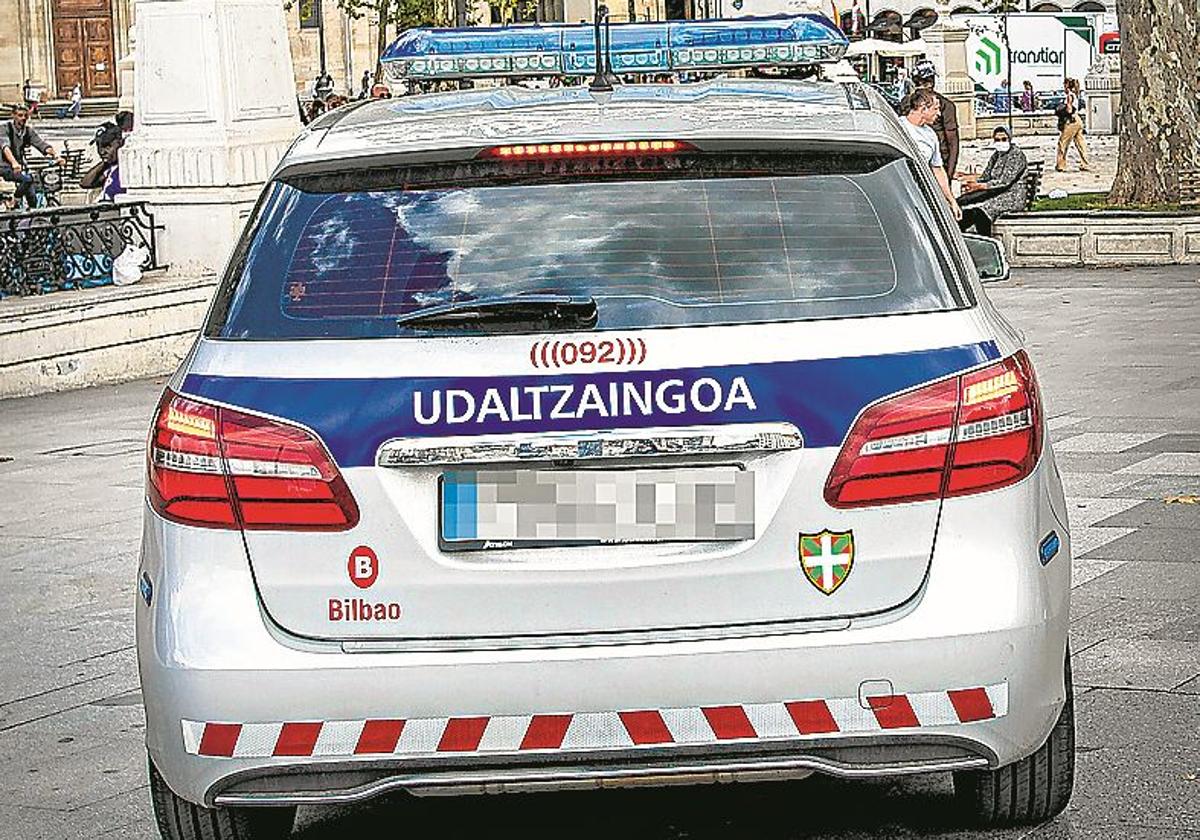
[953,653,1075,826]
[149,758,296,840]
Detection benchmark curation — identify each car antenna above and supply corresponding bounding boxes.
[589,1,618,93]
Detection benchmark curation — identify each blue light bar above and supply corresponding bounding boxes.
[382,16,848,81]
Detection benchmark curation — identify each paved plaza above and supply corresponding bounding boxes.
[0,265,1197,839]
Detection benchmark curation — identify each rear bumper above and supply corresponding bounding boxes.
[137,457,1071,808]
[210,736,995,805]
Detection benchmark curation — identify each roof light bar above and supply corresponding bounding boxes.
[480,139,694,158]
[382,15,848,81]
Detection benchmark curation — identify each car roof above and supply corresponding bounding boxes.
[282,78,916,171]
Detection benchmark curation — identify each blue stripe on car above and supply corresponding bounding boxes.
[182,342,999,468]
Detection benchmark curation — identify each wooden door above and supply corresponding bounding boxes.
[53,19,85,96]
[52,0,116,98]
[82,18,116,96]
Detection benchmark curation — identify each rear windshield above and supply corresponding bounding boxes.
[209,151,962,339]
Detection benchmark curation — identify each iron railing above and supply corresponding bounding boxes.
[0,201,165,297]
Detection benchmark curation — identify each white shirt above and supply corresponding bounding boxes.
[904,120,943,168]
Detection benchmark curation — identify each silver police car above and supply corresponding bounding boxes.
[138,17,1073,839]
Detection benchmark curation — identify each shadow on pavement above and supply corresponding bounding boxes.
[291,773,1007,839]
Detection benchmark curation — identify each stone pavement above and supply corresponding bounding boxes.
[958,133,1118,197]
[0,265,1197,839]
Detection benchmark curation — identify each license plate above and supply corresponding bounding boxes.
[439,467,754,551]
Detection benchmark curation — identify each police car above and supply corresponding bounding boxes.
[138,15,1074,839]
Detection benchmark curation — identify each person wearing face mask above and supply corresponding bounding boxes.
[957,125,1028,237]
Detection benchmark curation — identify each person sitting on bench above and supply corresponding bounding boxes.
[958,125,1028,238]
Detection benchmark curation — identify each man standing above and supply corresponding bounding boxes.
[901,60,960,179]
[904,90,961,220]
[1,104,63,210]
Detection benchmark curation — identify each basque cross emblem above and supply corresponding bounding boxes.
[799,530,854,595]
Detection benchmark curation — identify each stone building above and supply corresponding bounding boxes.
[0,0,386,105]
[1,0,133,104]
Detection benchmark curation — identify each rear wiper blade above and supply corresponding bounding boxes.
[395,295,598,330]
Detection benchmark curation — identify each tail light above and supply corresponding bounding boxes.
[148,390,359,530]
[825,352,1042,508]
[479,140,695,159]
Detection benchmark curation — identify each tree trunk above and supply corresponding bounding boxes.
[375,0,390,82]
[1108,0,1200,205]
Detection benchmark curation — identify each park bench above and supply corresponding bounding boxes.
[1024,160,1044,209]
[1180,169,1200,209]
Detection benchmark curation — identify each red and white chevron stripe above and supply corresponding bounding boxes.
[182,683,1007,759]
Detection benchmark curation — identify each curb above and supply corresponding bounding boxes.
[0,272,218,400]
[995,211,1200,268]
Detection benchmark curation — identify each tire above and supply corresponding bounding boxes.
[953,654,1075,827]
[148,758,296,840]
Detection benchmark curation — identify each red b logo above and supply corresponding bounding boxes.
[348,546,379,589]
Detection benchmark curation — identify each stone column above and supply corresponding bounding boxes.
[1084,53,1120,136]
[117,27,136,112]
[121,0,302,276]
[113,0,135,61]
[920,20,976,160]
[4,0,55,103]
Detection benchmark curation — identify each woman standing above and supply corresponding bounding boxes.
[1019,80,1035,112]
[1055,77,1090,172]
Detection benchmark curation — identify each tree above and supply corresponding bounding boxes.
[292,0,451,80]
[1108,0,1200,205]
[375,0,450,77]
[490,0,540,24]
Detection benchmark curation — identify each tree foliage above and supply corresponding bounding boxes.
[291,0,451,78]
[500,0,546,24]
[291,0,549,81]
[334,0,448,31]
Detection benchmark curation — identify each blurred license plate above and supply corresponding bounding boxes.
[440,467,753,551]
